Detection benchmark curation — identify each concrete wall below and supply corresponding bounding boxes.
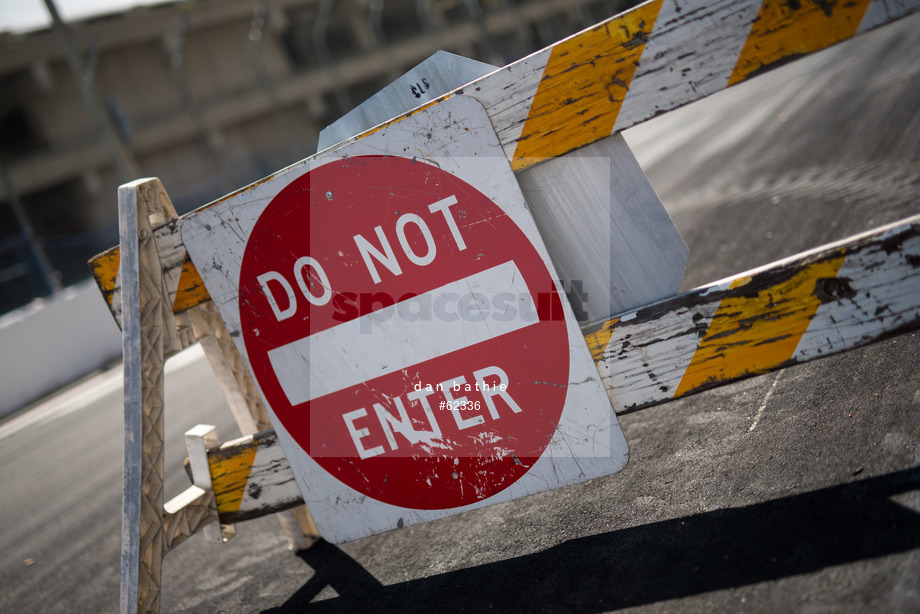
[0,280,122,419]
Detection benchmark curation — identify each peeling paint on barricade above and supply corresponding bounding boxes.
[205,430,305,523]
[510,0,663,170]
[728,0,874,86]
[173,253,208,313]
[89,248,120,308]
[584,318,619,363]
[590,217,920,414]
[209,439,258,518]
[673,255,847,396]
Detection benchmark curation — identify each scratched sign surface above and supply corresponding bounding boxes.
[181,96,628,542]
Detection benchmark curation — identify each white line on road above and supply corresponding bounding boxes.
[749,372,783,433]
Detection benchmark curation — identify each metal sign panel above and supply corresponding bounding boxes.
[181,96,628,542]
[318,50,496,151]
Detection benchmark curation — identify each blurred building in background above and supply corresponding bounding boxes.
[0,0,635,315]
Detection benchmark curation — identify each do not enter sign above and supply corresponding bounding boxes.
[239,155,570,510]
[182,96,628,542]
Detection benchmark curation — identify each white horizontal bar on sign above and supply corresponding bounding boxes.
[267,260,538,406]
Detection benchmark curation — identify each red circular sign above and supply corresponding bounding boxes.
[239,155,569,510]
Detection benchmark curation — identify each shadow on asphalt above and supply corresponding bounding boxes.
[263,467,920,613]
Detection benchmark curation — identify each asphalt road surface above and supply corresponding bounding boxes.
[2,12,919,614]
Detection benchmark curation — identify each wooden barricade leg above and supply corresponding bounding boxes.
[186,302,320,548]
[118,178,318,614]
[119,178,184,614]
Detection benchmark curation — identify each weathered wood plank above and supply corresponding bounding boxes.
[487,0,918,166]
[178,425,223,544]
[162,485,216,551]
[585,214,920,414]
[118,177,181,614]
[202,214,920,520]
[88,0,920,320]
[206,429,304,524]
[89,219,207,328]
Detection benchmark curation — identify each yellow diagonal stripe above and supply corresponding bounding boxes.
[209,443,259,516]
[674,255,846,397]
[729,0,872,86]
[89,248,120,307]
[511,0,663,171]
[585,318,620,363]
[173,252,210,314]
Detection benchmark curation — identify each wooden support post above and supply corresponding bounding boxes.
[119,178,184,614]
[188,301,320,549]
[187,303,270,434]
[180,425,226,544]
[117,178,318,614]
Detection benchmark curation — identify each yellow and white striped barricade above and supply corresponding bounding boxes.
[89,1,920,612]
